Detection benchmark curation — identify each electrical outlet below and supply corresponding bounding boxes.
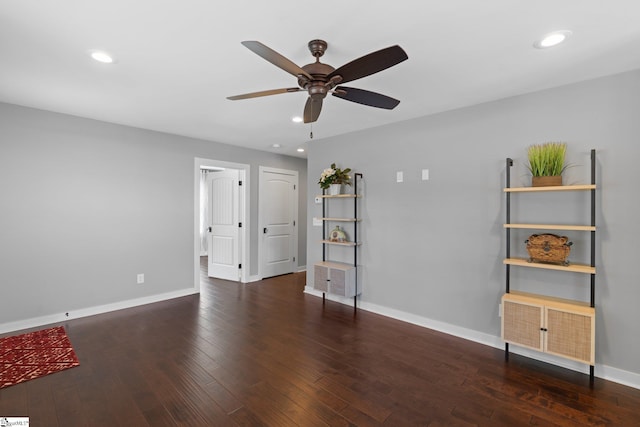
[137,273,145,284]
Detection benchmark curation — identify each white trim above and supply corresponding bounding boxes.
[194,158,250,285]
[303,287,640,390]
[297,265,307,273]
[0,288,198,335]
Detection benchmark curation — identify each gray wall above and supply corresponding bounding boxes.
[307,70,640,377]
[0,102,307,325]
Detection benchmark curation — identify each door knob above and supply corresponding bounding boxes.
[263,227,268,234]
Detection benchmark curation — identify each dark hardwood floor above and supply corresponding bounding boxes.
[2,258,640,426]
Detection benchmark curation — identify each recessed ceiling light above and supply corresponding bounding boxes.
[534,30,572,49]
[90,50,115,63]
[271,143,281,148]
[291,116,303,123]
[297,148,305,152]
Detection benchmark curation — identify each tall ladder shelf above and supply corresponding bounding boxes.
[503,149,596,382]
[314,173,363,310]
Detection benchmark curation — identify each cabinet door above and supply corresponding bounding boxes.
[502,298,544,351]
[314,264,328,292]
[329,268,346,296]
[545,307,595,364]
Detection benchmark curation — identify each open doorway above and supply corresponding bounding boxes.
[194,158,250,290]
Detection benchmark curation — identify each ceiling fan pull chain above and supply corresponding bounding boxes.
[309,101,314,139]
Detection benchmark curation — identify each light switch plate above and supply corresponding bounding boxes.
[422,169,429,180]
[313,217,323,226]
[396,171,403,183]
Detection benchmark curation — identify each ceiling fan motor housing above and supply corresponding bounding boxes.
[299,62,336,99]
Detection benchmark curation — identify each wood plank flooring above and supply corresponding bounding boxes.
[1,258,639,426]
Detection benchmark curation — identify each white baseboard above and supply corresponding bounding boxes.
[303,287,640,390]
[297,265,307,273]
[0,288,199,335]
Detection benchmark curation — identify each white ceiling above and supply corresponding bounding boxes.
[1,1,639,158]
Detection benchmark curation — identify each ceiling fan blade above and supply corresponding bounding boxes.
[303,97,323,123]
[332,86,400,109]
[227,87,302,100]
[241,41,313,81]
[327,45,408,84]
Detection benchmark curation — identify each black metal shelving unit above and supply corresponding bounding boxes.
[319,172,363,310]
[504,149,596,382]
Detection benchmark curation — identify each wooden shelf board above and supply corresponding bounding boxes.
[317,194,361,198]
[315,261,357,270]
[504,184,596,193]
[504,258,595,274]
[504,223,596,231]
[320,217,361,222]
[321,240,362,247]
[504,291,594,313]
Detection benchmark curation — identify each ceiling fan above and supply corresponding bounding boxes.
[227,39,408,123]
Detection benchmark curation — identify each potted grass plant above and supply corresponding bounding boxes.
[527,142,567,187]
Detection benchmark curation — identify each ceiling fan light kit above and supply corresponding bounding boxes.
[227,39,408,123]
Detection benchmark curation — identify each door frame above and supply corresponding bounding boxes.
[258,166,298,279]
[194,158,250,289]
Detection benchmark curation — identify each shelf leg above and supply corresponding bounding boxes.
[590,365,595,384]
[322,292,325,304]
[505,343,509,361]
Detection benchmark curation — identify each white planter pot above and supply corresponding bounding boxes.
[328,184,342,195]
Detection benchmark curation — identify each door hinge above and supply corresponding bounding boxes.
[294,184,296,190]
[293,220,296,226]
[293,257,296,262]
[239,180,243,186]
[238,222,242,228]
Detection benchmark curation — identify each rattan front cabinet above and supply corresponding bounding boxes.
[502,291,595,365]
[314,261,361,298]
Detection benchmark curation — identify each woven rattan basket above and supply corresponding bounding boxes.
[525,233,572,265]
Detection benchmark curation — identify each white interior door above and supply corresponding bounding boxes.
[207,169,241,281]
[259,167,298,279]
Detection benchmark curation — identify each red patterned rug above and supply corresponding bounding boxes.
[0,326,80,389]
